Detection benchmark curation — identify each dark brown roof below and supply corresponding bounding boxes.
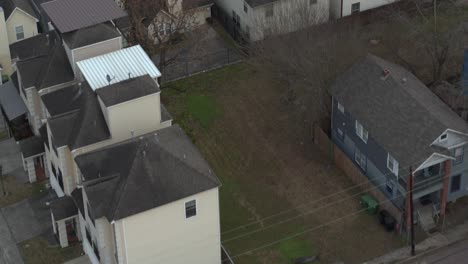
[41,0,127,33]
[62,22,121,49]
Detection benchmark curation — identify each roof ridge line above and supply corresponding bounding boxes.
[108,143,144,221]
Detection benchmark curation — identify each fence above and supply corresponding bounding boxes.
[313,124,404,228]
[160,48,243,83]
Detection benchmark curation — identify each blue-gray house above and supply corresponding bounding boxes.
[330,54,468,230]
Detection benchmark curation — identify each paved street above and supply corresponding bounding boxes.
[408,240,468,264]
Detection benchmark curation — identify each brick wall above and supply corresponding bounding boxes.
[314,125,403,226]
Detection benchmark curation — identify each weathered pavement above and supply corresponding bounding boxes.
[409,239,468,264]
[365,221,468,264]
[0,210,23,264]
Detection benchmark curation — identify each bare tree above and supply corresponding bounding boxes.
[249,0,366,129]
[382,0,467,82]
[123,0,202,70]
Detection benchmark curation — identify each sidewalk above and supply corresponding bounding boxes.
[365,221,468,264]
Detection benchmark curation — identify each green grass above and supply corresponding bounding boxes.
[19,237,82,264]
[163,64,317,263]
[0,131,7,141]
[278,239,316,263]
[187,95,222,128]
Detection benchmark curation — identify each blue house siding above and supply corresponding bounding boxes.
[448,147,468,202]
[331,97,404,209]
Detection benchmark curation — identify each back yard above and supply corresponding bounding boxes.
[162,64,405,264]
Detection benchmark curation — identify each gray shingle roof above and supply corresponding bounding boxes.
[50,196,77,220]
[19,136,45,158]
[41,0,127,33]
[330,54,468,172]
[41,83,85,117]
[0,80,27,120]
[76,125,220,221]
[16,34,74,91]
[62,22,121,50]
[10,32,57,61]
[48,83,110,150]
[0,0,38,19]
[95,75,160,107]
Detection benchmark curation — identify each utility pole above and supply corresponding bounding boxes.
[409,166,415,256]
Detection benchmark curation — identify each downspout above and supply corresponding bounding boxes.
[340,0,344,18]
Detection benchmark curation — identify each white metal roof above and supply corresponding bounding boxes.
[77,45,161,90]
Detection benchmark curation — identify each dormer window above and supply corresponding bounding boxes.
[440,134,447,141]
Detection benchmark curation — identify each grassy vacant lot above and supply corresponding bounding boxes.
[19,237,82,264]
[162,64,404,264]
[0,176,46,208]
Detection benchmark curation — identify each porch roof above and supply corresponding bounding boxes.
[50,196,77,221]
[0,80,28,121]
[19,136,45,158]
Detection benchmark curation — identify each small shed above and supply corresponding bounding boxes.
[50,196,82,248]
[19,136,46,183]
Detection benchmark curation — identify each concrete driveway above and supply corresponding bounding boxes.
[2,200,43,243]
[0,139,28,183]
[0,211,23,264]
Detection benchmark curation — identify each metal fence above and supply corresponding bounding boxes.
[160,48,243,83]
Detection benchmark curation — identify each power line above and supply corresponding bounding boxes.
[135,167,454,263]
[222,146,462,236]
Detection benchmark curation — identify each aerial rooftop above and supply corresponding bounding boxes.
[41,0,126,33]
[77,45,161,90]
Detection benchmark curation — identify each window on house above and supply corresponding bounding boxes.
[337,128,344,141]
[236,14,240,27]
[454,147,464,165]
[354,148,367,171]
[15,25,24,40]
[244,2,248,13]
[232,10,237,23]
[351,3,360,14]
[185,200,197,218]
[265,5,274,17]
[310,0,317,4]
[164,23,172,35]
[385,178,394,194]
[451,175,461,193]
[387,154,399,177]
[337,102,344,113]
[440,134,447,141]
[355,120,368,143]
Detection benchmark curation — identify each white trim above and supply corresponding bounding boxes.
[106,91,160,109]
[414,152,455,172]
[387,153,399,177]
[431,128,468,146]
[5,7,39,23]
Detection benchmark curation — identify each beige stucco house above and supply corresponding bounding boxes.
[0,0,39,75]
[66,125,221,264]
[215,0,329,41]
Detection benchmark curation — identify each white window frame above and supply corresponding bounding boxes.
[355,148,366,171]
[387,153,399,177]
[355,120,368,143]
[351,2,360,14]
[15,25,24,41]
[439,133,447,142]
[337,102,344,113]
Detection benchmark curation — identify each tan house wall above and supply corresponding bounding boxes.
[105,93,162,142]
[0,8,12,75]
[64,37,123,74]
[6,9,38,44]
[115,187,221,264]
